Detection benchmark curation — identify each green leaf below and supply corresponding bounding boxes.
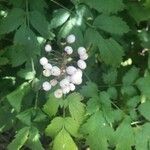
[0,107,14,132]
[67,93,85,123]
[80,82,98,98]
[17,68,35,80]
[107,87,118,100]
[85,28,124,66]
[0,57,9,66]
[81,111,113,150]
[14,24,40,57]
[45,117,64,138]
[64,117,80,137]
[33,108,47,122]
[128,3,150,23]
[7,45,27,67]
[144,0,150,8]
[45,117,80,138]
[94,15,129,35]
[138,30,150,49]
[134,123,150,150]
[50,9,70,29]
[0,8,25,34]
[29,0,47,13]
[7,82,30,112]
[114,118,135,150]
[7,127,30,150]
[98,37,124,66]
[30,11,50,39]
[138,101,150,121]
[80,0,125,14]
[122,67,139,86]
[136,76,150,98]
[102,68,117,85]
[53,128,77,150]
[26,127,44,150]
[43,94,60,117]
[16,108,32,125]
[86,96,100,115]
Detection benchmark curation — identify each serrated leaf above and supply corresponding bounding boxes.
[86,96,100,115]
[50,9,70,29]
[7,82,30,112]
[80,82,98,98]
[81,111,114,150]
[85,28,124,66]
[30,11,50,39]
[16,108,32,125]
[134,123,150,150]
[127,96,140,108]
[45,117,64,138]
[43,94,60,117]
[33,108,47,122]
[98,37,124,66]
[14,24,40,57]
[67,93,85,123]
[80,0,125,14]
[0,8,25,34]
[107,87,118,99]
[7,45,27,67]
[121,85,137,97]
[102,68,117,85]
[138,101,150,121]
[0,107,14,132]
[17,68,35,80]
[26,127,44,150]
[64,117,80,137]
[128,3,150,23]
[122,67,139,86]
[94,15,129,35]
[53,129,77,150]
[29,0,47,13]
[136,76,150,98]
[7,127,30,150]
[115,118,135,150]
[45,116,80,138]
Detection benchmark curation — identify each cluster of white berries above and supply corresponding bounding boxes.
[39,34,88,98]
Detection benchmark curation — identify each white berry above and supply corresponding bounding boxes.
[43,70,51,77]
[43,63,52,70]
[60,78,70,87]
[54,89,63,98]
[69,83,75,91]
[45,44,52,52]
[78,47,86,56]
[71,75,82,85]
[42,82,51,91]
[66,66,77,75]
[76,69,83,77]
[77,60,87,70]
[66,34,76,44]
[64,46,73,55]
[51,66,61,76]
[62,86,70,94]
[50,79,58,86]
[40,57,48,66]
[80,53,88,60]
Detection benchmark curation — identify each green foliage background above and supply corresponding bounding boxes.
[0,0,150,149]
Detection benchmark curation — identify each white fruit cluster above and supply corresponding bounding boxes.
[39,34,88,98]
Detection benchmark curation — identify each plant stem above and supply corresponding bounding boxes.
[25,0,30,27]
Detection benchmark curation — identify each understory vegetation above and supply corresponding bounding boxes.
[0,0,150,149]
